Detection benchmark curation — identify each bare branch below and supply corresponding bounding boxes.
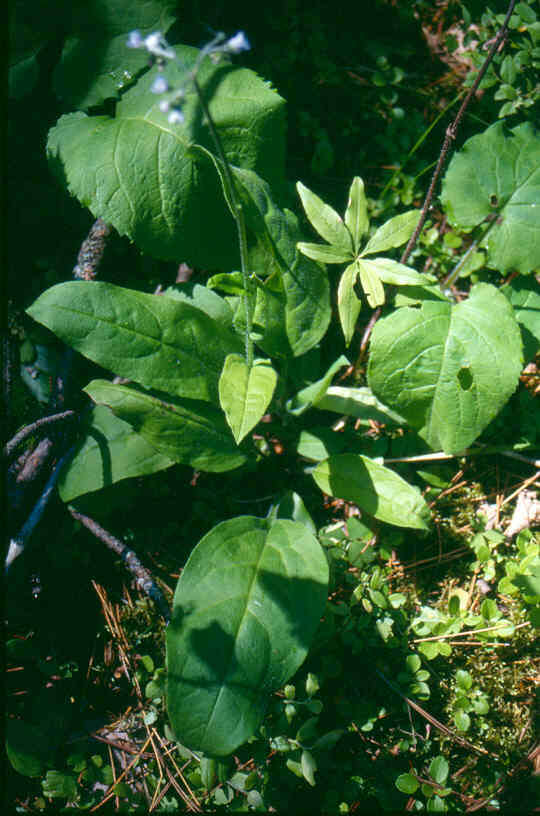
[67,506,171,623]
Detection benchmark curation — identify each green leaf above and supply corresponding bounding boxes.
[406,654,421,673]
[312,454,431,529]
[455,670,472,691]
[297,242,353,264]
[315,386,406,426]
[296,428,350,462]
[429,756,449,785]
[454,710,470,732]
[232,168,331,358]
[84,380,246,473]
[59,405,174,502]
[441,122,540,275]
[368,283,522,454]
[358,260,386,307]
[338,262,362,345]
[268,491,317,535]
[361,210,421,257]
[27,282,243,404]
[344,177,369,253]
[166,517,329,756]
[6,720,51,778]
[395,773,419,794]
[418,642,441,660]
[41,770,78,801]
[300,750,317,786]
[502,277,540,363]
[311,730,344,752]
[296,182,353,253]
[47,47,286,268]
[219,355,278,444]
[163,283,234,331]
[287,355,349,416]
[360,258,433,287]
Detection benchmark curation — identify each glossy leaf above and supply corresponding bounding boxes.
[47,46,286,267]
[166,517,329,756]
[219,355,278,444]
[313,454,431,529]
[344,176,369,253]
[396,773,420,794]
[441,122,540,275]
[27,281,242,403]
[85,380,246,472]
[296,182,353,252]
[338,262,362,346]
[58,404,175,502]
[368,283,523,453]
[361,210,421,256]
[287,355,349,416]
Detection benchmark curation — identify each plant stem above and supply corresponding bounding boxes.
[401,0,517,265]
[191,74,254,367]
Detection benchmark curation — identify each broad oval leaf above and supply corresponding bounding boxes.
[338,262,362,346]
[58,404,175,502]
[361,210,421,257]
[85,380,246,472]
[344,177,369,253]
[166,516,329,756]
[47,46,286,267]
[219,355,278,444]
[296,182,353,252]
[367,283,523,453]
[441,122,540,275]
[27,281,243,403]
[313,454,431,529]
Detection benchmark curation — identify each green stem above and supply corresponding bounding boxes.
[191,74,254,367]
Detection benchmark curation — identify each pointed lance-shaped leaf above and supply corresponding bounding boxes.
[344,176,369,253]
[296,182,354,253]
[361,210,421,257]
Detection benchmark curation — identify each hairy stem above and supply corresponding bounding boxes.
[191,74,254,367]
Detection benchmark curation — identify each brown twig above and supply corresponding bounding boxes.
[401,0,517,265]
[4,409,76,459]
[69,507,171,622]
[73,218,112,280]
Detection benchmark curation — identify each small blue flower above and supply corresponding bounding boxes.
[224,31,250,54]
[159,99,170,113]
[144,32,176,60]
[168,109,185,125]
[127,30,144,49]
[151,76,169,94]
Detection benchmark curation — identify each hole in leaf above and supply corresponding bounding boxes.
[457,366,473,391]
[490,194,498,207]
